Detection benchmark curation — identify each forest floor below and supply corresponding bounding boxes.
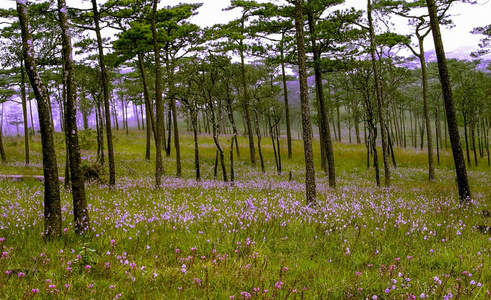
[0,130,490,299]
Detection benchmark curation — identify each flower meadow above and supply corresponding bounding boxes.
[0,133,490,299]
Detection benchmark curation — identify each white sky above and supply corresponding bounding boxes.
[2,0,491,58]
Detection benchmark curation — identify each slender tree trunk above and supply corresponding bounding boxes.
[471,117,478,166]
[137,53,155,161]
[240,46,256,167]
[294,0,316,204]
[275,123,282,174]
[354,98,361,144]
[59,0,89,233]
[134,103,140,130]
[426,0,471,203]
[28,95,34,134]
[81,90,89,130]
[230,135,235,183]
[307,4,335,187]
[368,0,390,187]
[191,110,200,181]
[463,113,471,166]
[171,96,181,177]
[0,124,5,163]
[165,110,171,156]
[392,100,401,147]
[387,125,396,168]
[280,43,292,159]
[96,97,105,166]
[17,1,61,237]
[336,97,341,142]
[20,62,29,165]
[436,110,440,164]
[347,103,352,143]
[485,117,490,166]
[92,0,115,186]
[63,80,71,189]
[254,111,265,173]
[210,112,227,182]
[152,0,165,187]
[365,123,370,169]
[372,125,380,187]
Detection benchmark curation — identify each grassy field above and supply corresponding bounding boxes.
[0,129,490,299]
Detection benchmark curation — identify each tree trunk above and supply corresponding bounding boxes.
[240,45,256,167]
[152,0,165,187]
[294,0,316,204]
[372,126,380,187]
[463,113,471,166]
[59,0,89,233]
[307,4,335,187]
[471,117,478,166]
[280,42,293,159]
[17,1,62,237]
[137,53,155,161]
[63,81,71,189]
[435,109,440,164]
[96,96,105,166]
[20,61,29,165]
[254,111,265,173]
[134,103,140,130]
[0,125,5,163]
[92,0,115,186]
[210,112,227,182]
[368,0,390,187]
[171,94,181,177]
[165,110,171,156]
[426,0,471,203]
[191,110,200,181]
[485,117,490,166]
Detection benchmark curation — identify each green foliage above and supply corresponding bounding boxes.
[79,129,97,150]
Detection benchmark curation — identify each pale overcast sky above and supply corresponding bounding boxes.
[2,0,491,58]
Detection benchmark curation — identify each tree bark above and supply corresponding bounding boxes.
[91,0,115,186]
[20,61,29,165]
[426,0,471,203]
[168,65,182,178]
[191,110,200,181]
[0,125,5,163]
[152,0,165,187]
[417,38,435,181]
[368,0,390,187]
[137,53,155,161]
[240,40,256,167]
[17,0,62,237]
[59,0,90,233]
[306,3,336,188]
[280,41,293,159]
[294,0,316,205]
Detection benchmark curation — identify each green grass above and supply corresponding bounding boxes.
[0,129,490,299]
